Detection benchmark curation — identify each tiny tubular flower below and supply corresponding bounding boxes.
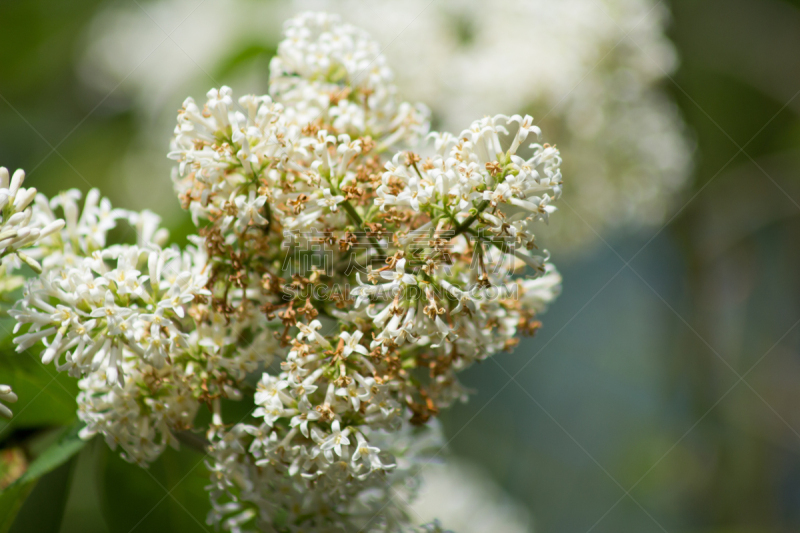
[0,385,17,418]
[317,188,345,212]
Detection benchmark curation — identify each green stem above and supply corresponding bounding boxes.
[340,200,383,250]
[174,430,210,453]
[453,200,489,237]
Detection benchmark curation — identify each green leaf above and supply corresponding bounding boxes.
[0,481,34,533]
[12,423,85,486]
[99,444,210,533]
[57,440,111,533]
[0,342,78,438]
[8,456,74,533]
[0,422,86,532]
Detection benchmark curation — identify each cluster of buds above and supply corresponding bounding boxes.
[0,168,65,288]
[5,12,562,532]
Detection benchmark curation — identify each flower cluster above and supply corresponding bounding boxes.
[6,12,562,532]
[319,0,691,250]
[0,167,65,291]
[4,188,208,458]
[80,0,691,254]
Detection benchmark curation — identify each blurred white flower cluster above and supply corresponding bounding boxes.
[410,459,533,533]
[0,168,65,288]
[80,0,691,252]
[6,12,561,532]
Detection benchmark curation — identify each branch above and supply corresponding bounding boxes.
[453,200,489,237]
[174,430,210,453]
[340,200,384,250]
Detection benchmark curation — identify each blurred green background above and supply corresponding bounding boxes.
[2,0,800,532]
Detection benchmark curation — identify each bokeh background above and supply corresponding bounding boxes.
[2,0,800,532]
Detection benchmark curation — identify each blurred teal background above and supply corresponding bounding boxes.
[2,0,800,532]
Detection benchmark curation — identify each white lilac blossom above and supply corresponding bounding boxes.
[0,167,65,287]
[296,0,692,250]
[9,193,210,383]
[8,12,563,532]
[77,357,199,466]
[80,0,691,253]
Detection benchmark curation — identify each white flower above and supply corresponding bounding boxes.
[351,433,385,471]
[142,324,170,368]
[290,404,322,438]
[380,258,417,288]
[350,273,379,307]
[157,273,200,318]
[296,319,328,347]
[509,194,557,222]
[233,190,268,231]
[106,249,144,297]
[317,188,345,212]
[396,177,432,212]
[441,280,478,315]
[506,114,541,154]
[90,291,133,334]
[320,420,351,462]
[335,375,370,411]
[339,330,368,358]
[520,263,562,313]
[254,374,289,409]
[483,183,513,208]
